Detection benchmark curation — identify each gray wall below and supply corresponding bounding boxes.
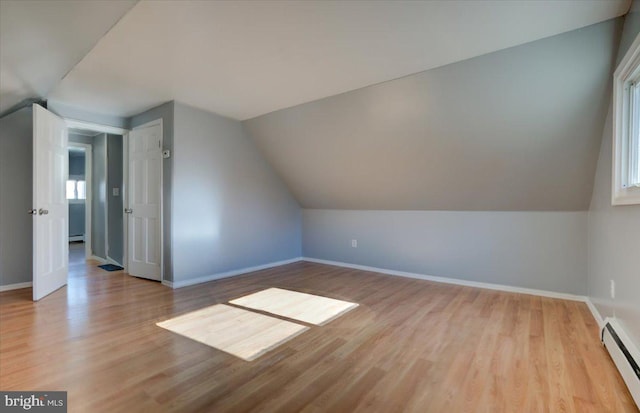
[69,153,84,175]
[171,102,301,282]
[128,101,174,280]
[588,4,640,349]
[107,134,123,264]
[92,133,107,259]
[0,107,32,286]
[244,19,620,211]
[69,204,85,237]
[303,210,588,295]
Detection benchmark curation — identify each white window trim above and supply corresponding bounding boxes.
[67,175,86,204]
[612,32,640,205]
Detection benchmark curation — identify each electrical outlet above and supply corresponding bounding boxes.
[610,280,616,299]
[351,239,357,248]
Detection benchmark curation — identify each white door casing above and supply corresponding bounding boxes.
[127,121,162,281]
[32,104,68,301]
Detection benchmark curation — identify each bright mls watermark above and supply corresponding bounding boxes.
[0,392,66,412]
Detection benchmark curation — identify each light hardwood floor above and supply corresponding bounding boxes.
[0,252,637,412]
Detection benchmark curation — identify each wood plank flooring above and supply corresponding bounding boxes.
[156,304,309,361]
[229,287,358,325]
[0,252,637,412]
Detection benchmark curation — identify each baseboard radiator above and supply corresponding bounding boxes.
[601,318,640,407]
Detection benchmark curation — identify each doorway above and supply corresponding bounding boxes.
[67,143,91,267]
[30,105,164,301]
[67,127,125,269]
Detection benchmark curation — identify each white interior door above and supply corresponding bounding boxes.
[127,121,162,281]
[32,104,68,301]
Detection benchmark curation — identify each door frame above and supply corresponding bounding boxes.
[64,118,129,271]
[122,131,129,273]
[67,142,93,260]
[127,119,164,282]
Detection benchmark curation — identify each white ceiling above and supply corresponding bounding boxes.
[47,0,630,121]
[0,0,137,114]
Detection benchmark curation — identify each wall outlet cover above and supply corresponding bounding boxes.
[610,280,616,299]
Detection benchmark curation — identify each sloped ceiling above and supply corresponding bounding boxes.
[48,0,629,120]
[244,20,620,211]
[0,1,628,212]
[0,0,137,114]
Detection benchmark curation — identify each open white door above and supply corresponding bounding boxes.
[126,121,162,281]
[32,104,68,301]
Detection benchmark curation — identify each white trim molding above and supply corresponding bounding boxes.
[65,118,128,136]
[0,282,33,292]
[163,255,589,302]
[160,256,605,331]
[302,257,588,302]
[106,256,123,267]
[90,255,108,264]
[612,31,640,205]
[585,297,605,329]
[165,257,303,289]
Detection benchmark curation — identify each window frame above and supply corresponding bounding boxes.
[612,32,640,205]
[67,175,86,204]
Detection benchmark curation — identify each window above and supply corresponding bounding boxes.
[613,33,640,205]
[66,179,86,201]
[66,180,76,200]
[77,180,86,200]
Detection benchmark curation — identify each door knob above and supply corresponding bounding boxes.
[124,208,133,214]
[38,208,49,215]
[28,208,37,215]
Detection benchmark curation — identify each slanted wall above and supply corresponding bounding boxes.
[170,103,301,283]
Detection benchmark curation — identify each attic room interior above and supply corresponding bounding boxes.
[0,0,639,411]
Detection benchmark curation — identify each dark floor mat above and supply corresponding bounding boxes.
[98,264,124,272]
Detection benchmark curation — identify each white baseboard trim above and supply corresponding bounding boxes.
[90,255,107,264]
[0,282,32,292]
[166,257,304,289]
[585,297,605,329]
[302,257,588,302]
[106,256,122,267]
[69,235,84,242]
